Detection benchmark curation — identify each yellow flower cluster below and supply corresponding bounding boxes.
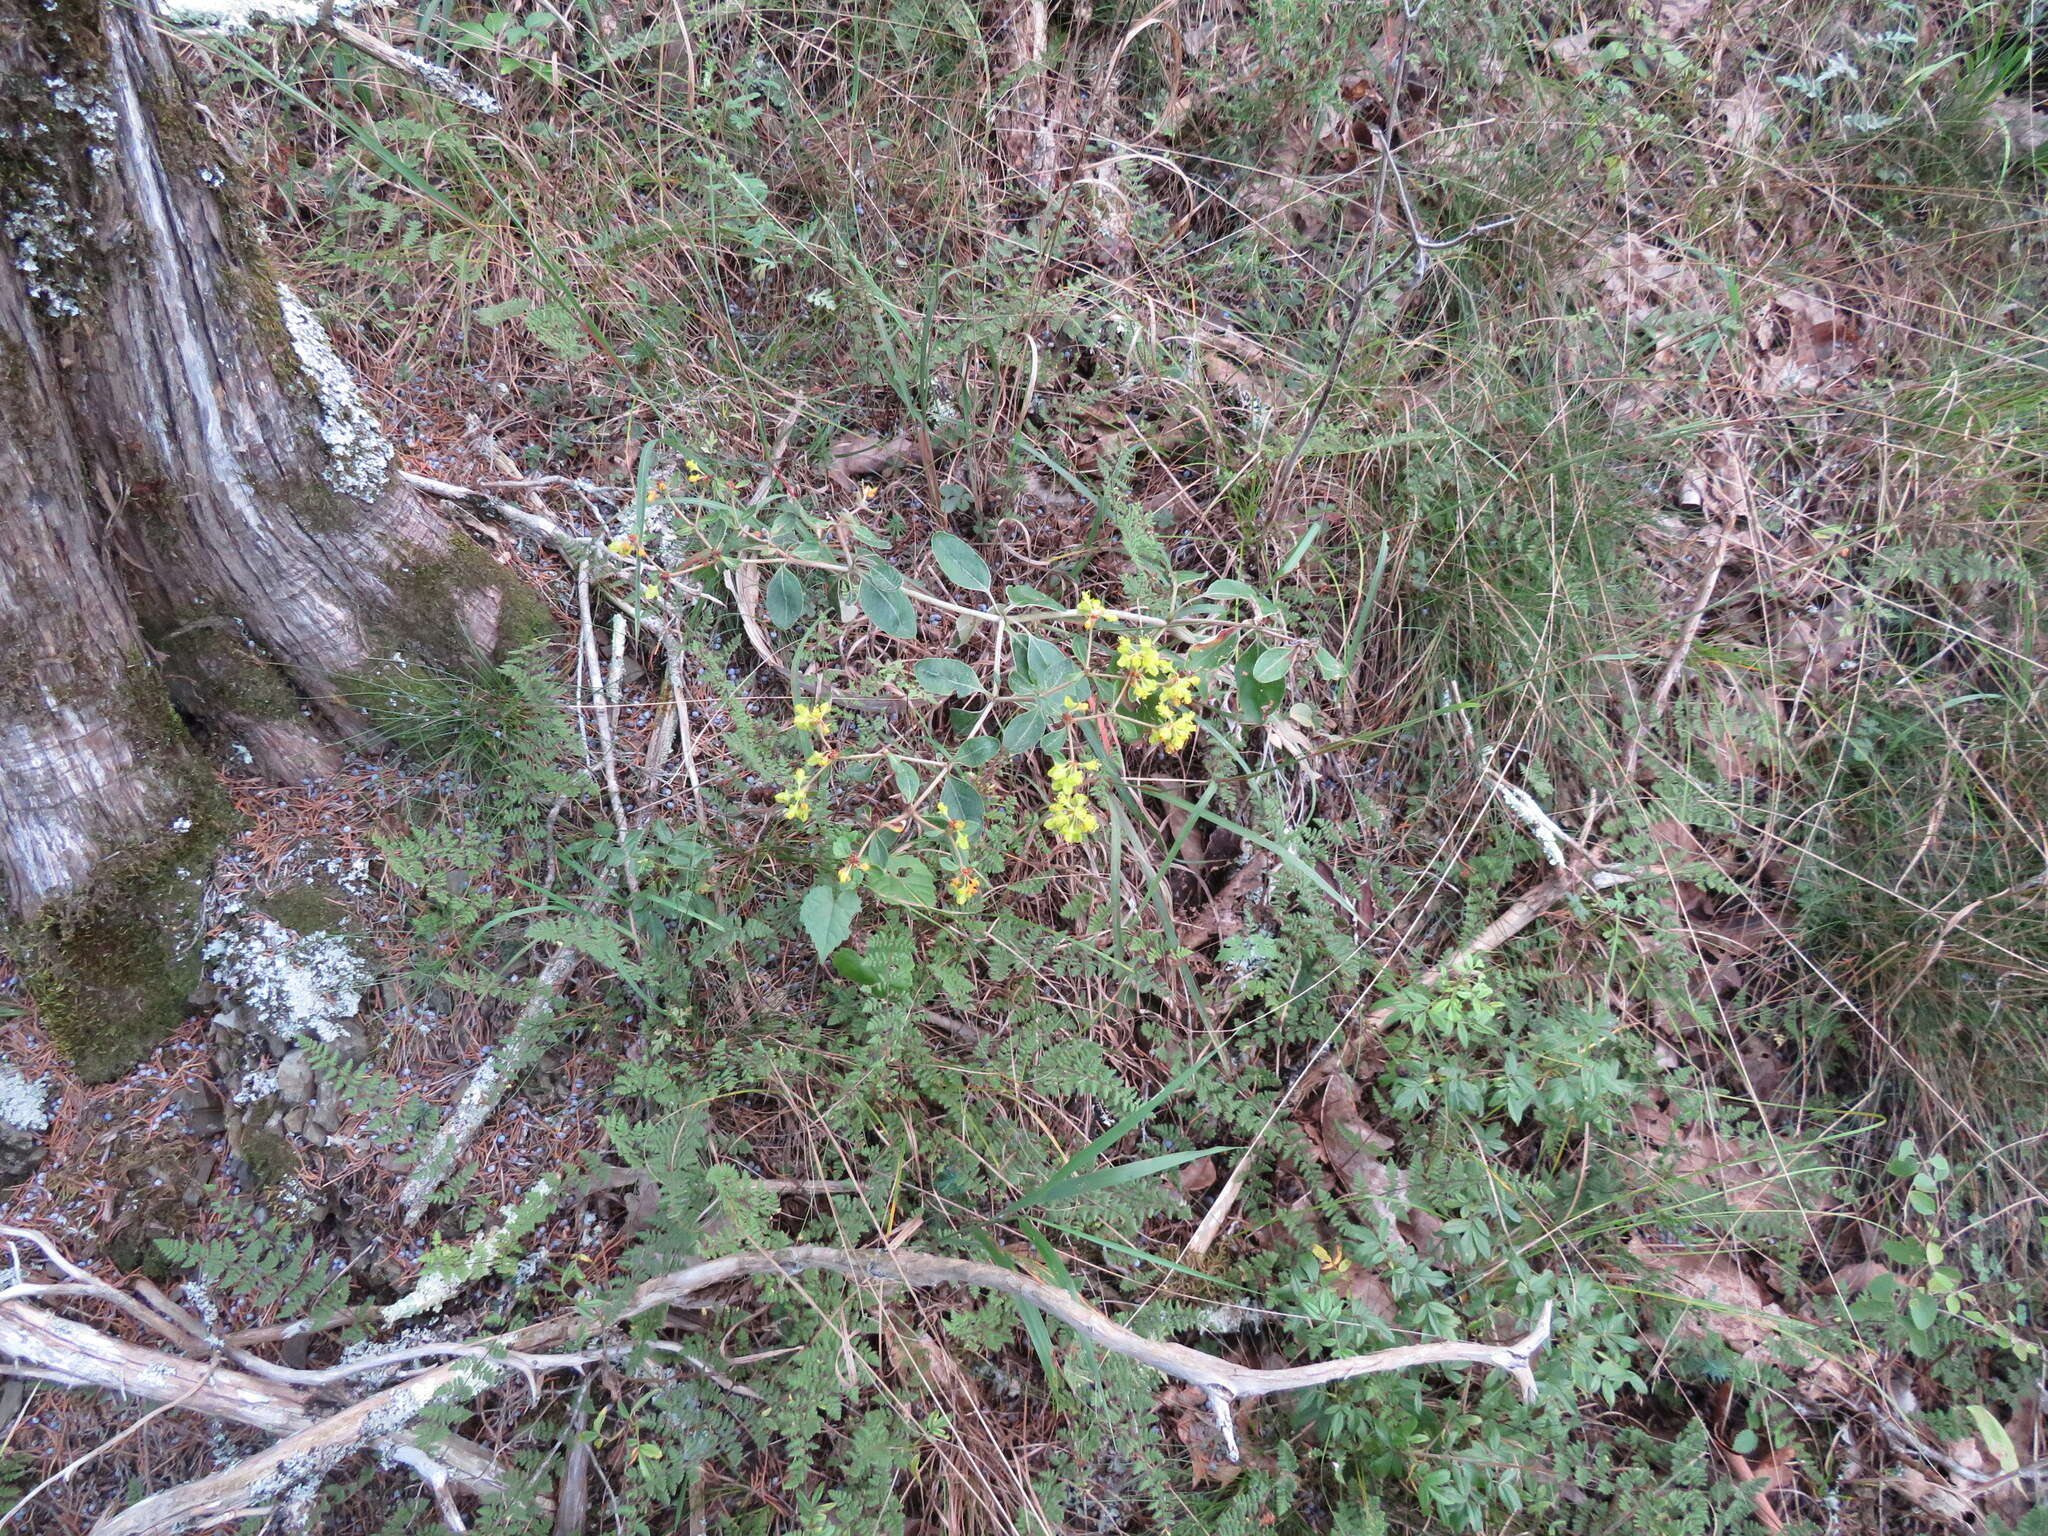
[1043,758,1101,844]
[948,868,981,905]
[774,768,813,822]
[792,700,832,734]
[934,802,971,851]
[1115,635,1201,751]
[1075,591,1108,629]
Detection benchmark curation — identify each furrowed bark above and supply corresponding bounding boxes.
[0,0,550,1076]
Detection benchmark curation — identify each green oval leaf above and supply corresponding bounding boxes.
[1252,645,1294,683]
[832,948,883,985]
[1001,706,1050,754]
[953,736,999,768]
[765,567,809,629]
[1963,1406,2020,1473]
[868,854,937,909]
[858,572,918,639]
[1203,578,1266,611]
[914,658,982,697]
[939,775,985,827]
[930,532,991,593]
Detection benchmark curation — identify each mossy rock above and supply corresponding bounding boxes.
[250,880,359,939]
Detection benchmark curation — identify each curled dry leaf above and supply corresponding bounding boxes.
[1621,1099,1810,1216]
[1315,1073,1398,1203]
[1549,32,1602,74]
[1746,289,1871,399]
[1649,0,1711,42]
[1675,429,1755,519]
[1176,1154,1218,1197]
[1592,233,1709,322]
[1327,1262,1397,1322]
[825,432,919,489]
[1158,1384,1268,1486]
[1718,83,1774,152]
[1313,1071,1443,1248]
[1725,1443,1800,1532]
[1887,1466,1981,1527]
[1985,97,2048,154]
[1626,1235,1786,1354]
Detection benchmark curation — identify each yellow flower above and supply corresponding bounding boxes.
[640,582,662,602]
[1043,758,1101,844]
[1044,796,1100,844]
[792,701,833,734]
[1150,711,1199,752]
[608,534,646,559]
[684,458,706,483]
[948,868,982,905]
[1075,592,1107,629]
[861,485,878,502]
[773,767,812,822]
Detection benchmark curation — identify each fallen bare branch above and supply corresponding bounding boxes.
[605,1246,1556,1464]
[397,944,583,1223]
[92,1355,490,1536]
[2,1232,1555,1531]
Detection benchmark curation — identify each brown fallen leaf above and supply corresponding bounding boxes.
[1176,1155,1218,1197]
[1592,232,1709,322]
[825,432,919,489]
[1887,1466,1980,1527]
[1327,1262,1396,1322]
[1622,1099,1810,1216]
[1985,96,2048,154]
[1649,0,1710,41]
[1159,1384,1270,1485]
[1747,289,1870,398]
[1315,1075,1397,1197]
[1627,1235,1786,1354]
[1717,83,1774,152]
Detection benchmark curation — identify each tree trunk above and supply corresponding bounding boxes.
[0,0,550,1078]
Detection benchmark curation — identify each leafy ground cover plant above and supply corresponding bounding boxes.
[0,0,2044,1530]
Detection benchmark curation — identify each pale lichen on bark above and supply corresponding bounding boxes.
[275,283,395,503]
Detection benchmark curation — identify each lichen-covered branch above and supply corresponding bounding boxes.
[0,1229,1556,1531]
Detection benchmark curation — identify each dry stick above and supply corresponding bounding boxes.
[578,576,640,901]
[1618,504,1742,792]
[91,1354,492,1536]
[661,630,705,818]
[35,1242,1553,1535]
[319,16,503,115]
[615,1248,1553,1462]
[1184,872,1585,1261]
[397,944,584,1224]
[0,1302,513,1520]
